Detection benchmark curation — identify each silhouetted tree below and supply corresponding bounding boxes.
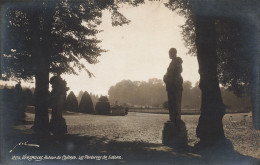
[79,92,94,114]
[1,0,144,133]
[165,0,260,142]
[66,91,78,112]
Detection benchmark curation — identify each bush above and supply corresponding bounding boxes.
[66,91,78,112]
[22,88,34,106]
[111,105,128,116]
[78,91,94,114]
[95,96,110,115]
[1,86,25,125]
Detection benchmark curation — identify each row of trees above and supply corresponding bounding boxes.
[107,78,252,112]
[1,80,251,113]
[66,91,110,114]
[1,0,144,133]
[0,84,100,113]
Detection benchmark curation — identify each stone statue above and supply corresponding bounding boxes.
[162,48,187,148]
[49,75,69,134]
[163,48,183,124]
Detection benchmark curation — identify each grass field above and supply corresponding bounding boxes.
[1,109,259,164]
[128,108,201,115]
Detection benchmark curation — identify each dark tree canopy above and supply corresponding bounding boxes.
[1,0,144,80]
[165,0,260,97]
[0,0,145,132]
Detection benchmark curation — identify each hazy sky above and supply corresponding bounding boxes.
[1,1,199,95]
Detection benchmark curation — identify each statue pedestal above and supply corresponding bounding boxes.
[49,117,67,134]
[162,120,187,148]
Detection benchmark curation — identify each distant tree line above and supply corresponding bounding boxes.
[1,80,251,113]
[108,78,167,108]
[107,78,252,112]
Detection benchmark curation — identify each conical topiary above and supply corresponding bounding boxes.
[79,91,94,114]
[66,91,78,112]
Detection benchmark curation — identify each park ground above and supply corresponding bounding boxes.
[1,110,260,165]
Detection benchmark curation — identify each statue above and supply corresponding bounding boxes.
[49,75,69,134]
[163,48,183,124]
[162,48,187,148]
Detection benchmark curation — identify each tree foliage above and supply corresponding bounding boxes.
[164,0,260,97]
[1,0,144,80]
[0,0,145,131]
[108,78,167,107]
[216,18,255,96]
[108,79,251,111]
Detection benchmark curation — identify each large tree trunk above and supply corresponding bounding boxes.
[195,15,226,143]
[246,17,260,130]
[32,34,51,133]
[31,4,55,133]
[32,66,50,133]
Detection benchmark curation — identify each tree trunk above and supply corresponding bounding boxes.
[195,15,226,142]
[246,17,260,130]
[32,66,50,133]
[31,4,55,133]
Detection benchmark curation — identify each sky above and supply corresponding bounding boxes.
[0,1,199,96]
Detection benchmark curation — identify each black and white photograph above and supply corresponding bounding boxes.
[0,0,259,164]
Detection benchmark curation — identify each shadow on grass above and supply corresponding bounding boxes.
[1,121,259,165]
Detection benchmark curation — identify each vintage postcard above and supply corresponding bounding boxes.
[0,0,259,164]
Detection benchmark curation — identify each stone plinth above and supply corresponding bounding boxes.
[162,120,187,148]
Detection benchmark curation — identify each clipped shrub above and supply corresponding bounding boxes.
[23,88,34,106]
[79,91,94,114]
[2,83,26,124]
[111,105,127,116]
[95,96,110,115]
[66,91,78,112]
